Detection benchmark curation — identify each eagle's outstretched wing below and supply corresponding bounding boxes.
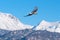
[24,6,38,17]
[24,14,33,17]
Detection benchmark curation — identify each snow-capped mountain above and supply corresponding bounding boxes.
[0,12,60,40]
[0,12,60,33]
[35,20,60,33]
[0,12,33,31]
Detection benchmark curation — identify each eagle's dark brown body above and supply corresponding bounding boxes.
[24,6,38,17]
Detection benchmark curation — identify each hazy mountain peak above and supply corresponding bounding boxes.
[35,20,60,33]
[0,12,33,31]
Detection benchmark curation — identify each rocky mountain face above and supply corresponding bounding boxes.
[0,29,60,40]
[26,30,60,40]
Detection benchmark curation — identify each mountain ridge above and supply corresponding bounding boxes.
[0,12,60,33]
[0,12,33,31]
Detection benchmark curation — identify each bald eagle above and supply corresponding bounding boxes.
[24,6,38,17]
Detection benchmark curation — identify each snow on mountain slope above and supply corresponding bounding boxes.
[0,12,33,31]
[35,20,60,33]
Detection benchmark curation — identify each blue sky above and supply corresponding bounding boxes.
[0,0,60,26]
